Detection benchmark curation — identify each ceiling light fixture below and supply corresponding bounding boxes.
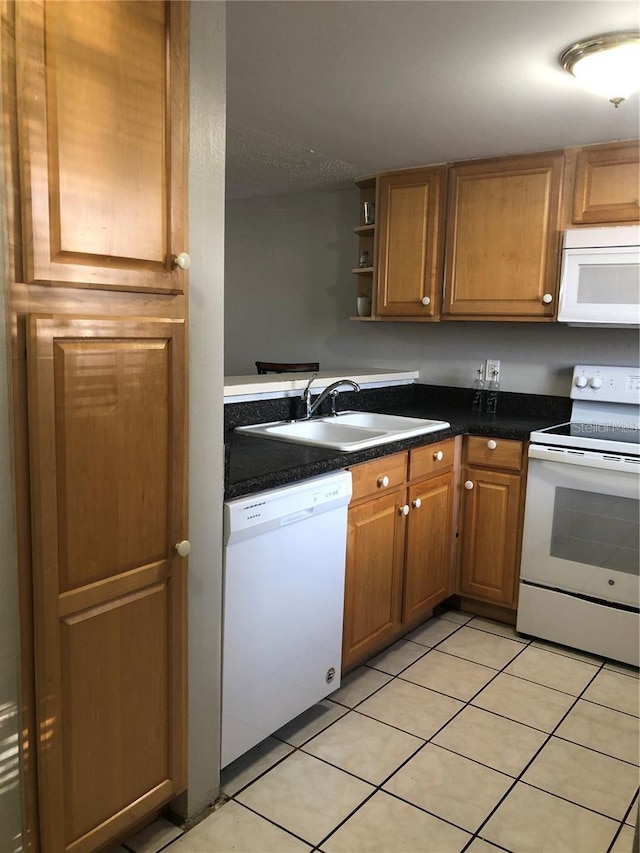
[559,31,640,107]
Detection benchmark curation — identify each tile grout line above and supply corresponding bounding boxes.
[606,785,640,853]
[468,655,618,850]
[215,613,635,853]
[312,619,539,851]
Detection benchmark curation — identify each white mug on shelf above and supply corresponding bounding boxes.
[356,296,372,317]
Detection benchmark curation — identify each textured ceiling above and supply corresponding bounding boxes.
[226,0,640,199]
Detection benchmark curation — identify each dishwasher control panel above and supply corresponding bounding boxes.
[224,471,352,540]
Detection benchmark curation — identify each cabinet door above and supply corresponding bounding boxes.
[16,0,188,292]
[458,466,521,607]
[443,153,564,318]
[403,472,454,623]
[572,141,640,224]
[27,315,187,853]
[376,167,446,318]
[343,490,406,670]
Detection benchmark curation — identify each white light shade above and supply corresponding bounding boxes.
[560,32,640,106]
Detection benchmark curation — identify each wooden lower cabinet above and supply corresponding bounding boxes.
[403,472,454,622]
[342,489,406,669]
[457,437,526,610]
[342,441,457,671]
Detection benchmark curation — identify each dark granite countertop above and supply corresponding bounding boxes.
[224,384,571,500]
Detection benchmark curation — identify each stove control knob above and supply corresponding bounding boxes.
[574,376,588,389]
[589,377,603,389]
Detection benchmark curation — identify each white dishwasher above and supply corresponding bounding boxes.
[221,470,352,768]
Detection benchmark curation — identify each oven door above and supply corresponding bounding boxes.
[520,444,639,607]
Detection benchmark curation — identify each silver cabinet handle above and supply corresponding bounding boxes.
[378,475,390,488]
[175,540,191,556]
[412,498,422,509]
[400,504,410,516]
[433,450,443,461]
[487,440,497,450]
[174,252,192,270]
[542,293,553,304]
[421,296,431,306]
[464,480,474,490]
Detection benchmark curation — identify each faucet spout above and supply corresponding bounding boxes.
[303,378,361,419]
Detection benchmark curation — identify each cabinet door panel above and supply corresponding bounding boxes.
[458,466,521,606]
[403,472,454,623]
[572,141,640,224]
[343,491,405,669]
[16,1,188,292]
[28,315,187,853]
[443,153,563,317]
[376,167,445,317]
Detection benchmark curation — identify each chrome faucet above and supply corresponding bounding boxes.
[301,376,361,419]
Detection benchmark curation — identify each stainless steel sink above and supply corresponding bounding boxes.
[235,411,450,451]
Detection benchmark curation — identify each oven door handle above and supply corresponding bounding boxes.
[528,444,640,474]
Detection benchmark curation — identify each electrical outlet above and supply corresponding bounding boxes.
[485,359,500,382]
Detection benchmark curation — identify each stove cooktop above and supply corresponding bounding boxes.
[530,365,640,456]
[530,421,640,456]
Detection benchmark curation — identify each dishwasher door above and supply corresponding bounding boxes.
[221,471,352,768]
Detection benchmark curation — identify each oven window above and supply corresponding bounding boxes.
[550,487,639,574]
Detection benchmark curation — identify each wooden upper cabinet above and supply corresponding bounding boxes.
[442,152,564,319]
[15,0,188,292]
[376,167,446,318]
[570,140,640,225]
[27,315,187,853]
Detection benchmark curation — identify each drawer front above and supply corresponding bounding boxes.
[349,452,408,502]
[465,436,522,471]
[409,438,455,480]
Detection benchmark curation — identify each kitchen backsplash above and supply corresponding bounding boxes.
[224,383,571,434]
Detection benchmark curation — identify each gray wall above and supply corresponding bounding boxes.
[183,0,226,820]
[225,188,639,396]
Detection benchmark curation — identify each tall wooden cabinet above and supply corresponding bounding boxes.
[443,152,564,319]
[3,2,190,850]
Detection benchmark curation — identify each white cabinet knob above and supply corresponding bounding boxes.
[575,376,588,388]
[589,377,603,389]
[420,296,431,306]
[175,540,191,557]
[433,450,443,461]
[464,480,474,490]
[400,504,410,516]
[542,293,553,304]
[487,440,497,450]
[412,498,422,509]
[378,475,390,488]
[174,252,191,270]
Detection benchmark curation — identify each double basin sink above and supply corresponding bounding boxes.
[236,411,451,452]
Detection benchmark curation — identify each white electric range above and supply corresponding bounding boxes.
[517,365,640,666]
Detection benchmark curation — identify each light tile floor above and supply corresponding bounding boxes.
[122,611,640,853]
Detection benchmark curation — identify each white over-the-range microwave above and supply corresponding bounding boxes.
[557,224,640,328]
